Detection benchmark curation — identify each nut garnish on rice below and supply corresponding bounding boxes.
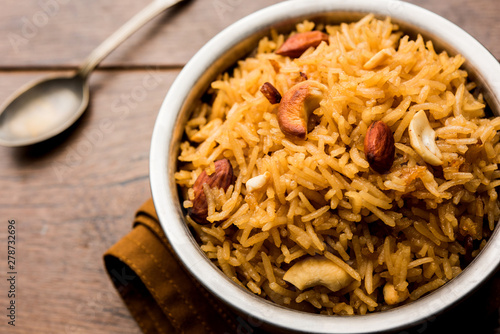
[174,15,500,315]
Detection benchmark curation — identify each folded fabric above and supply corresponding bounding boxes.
[104,199,267,334]
[104,199,500,334]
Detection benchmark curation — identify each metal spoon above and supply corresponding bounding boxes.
[0,0,185,147]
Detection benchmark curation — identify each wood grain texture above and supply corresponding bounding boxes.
[406,0,500,61]
[0,69,179,333]
[0,0,497,69]
[0,0,498,333]
[0,0,283,68]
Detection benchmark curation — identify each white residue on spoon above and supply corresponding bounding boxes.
[4,87,81,140]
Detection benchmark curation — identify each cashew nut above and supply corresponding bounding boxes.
[408,110,443,166]
[246,172,270,192]
[277,80,327,139]
[383,283,409,305]
[283,257,353,292]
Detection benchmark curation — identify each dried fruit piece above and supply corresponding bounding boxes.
[189,159,234,224]
[277,80,327,139]
[260,82,282,104]
[364,120,396,174]
[276,31,329,58]
[283,257,353,292]
[408,110,443,166]
[245,172,270,192]
[268,59,281,73]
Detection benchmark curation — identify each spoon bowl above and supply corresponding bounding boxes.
[0,0,185,147]
[0,75,88,147]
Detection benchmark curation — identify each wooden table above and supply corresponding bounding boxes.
[0,0,498,333]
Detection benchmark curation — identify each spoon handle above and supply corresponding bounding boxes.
[77,0,185,78]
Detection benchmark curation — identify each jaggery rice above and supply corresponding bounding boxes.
[174,15,500,315]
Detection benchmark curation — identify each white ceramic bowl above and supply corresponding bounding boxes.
[150,1,500,332]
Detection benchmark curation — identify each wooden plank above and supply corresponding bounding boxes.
[405,0,500,60]
[0,0,284,68]
[0,69,179,333]
[0,0,497,69]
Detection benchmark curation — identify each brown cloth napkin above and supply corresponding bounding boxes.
[103,199,265,334]
[104,199,500,334]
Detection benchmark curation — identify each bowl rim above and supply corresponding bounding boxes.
[150,0,500,332]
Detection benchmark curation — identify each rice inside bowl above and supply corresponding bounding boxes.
[174,15,500,315]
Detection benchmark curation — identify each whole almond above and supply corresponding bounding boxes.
[189,159,234,224]
[364,121,395,174]
[276,31,329,58]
